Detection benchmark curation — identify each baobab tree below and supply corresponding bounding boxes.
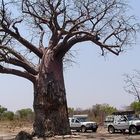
[0,0,139,137]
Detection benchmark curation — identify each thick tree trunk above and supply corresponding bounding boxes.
[33,50,71,137]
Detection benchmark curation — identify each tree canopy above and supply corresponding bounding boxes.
[0,0,139,83]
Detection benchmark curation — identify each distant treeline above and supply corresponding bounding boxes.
[68,104,117,124]
[68,102,140,124]
[0,101,140,122]
[0,105,34,121]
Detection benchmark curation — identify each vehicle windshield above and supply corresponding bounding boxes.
[77,117,88,122]
[127,115,140,121]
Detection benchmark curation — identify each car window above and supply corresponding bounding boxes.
[118,118,126,122]
[117,116,127,122]
[71,119,75,123]
[127,115,140,121]
[105,116,114,122]
[75,119,80,123]
[78,117,87,122]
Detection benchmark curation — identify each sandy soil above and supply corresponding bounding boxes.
[0,121,140,140]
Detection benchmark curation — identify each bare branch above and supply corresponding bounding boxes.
[0,45,38,75]
[0,64,36,83]
[2,23,43,57]
[124,71,140,102]
[56,33,120,58]
[0,1,43,58]
[12,19,23,36]
[0,0,139,81]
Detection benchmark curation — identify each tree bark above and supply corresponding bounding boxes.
[33,49,71,137]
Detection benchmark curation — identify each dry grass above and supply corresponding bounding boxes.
[0,120,33,135]
[0,122,140,140]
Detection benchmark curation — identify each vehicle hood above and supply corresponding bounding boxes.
[129,120,140,124]
[81,121,97,125]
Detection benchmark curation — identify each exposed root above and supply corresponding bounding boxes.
[15,131,33,140]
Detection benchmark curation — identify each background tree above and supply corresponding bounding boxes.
[124,70,140,102]
[16,108,34,121]
[2,111,14,120]
[68,107,75,117]
[68,104,117,124]
[90,104,117,123]
[0,105,14,120]
[130,101,140,114]
[100,104,118,116]
[0,105,7,119]
[0,0,139,137]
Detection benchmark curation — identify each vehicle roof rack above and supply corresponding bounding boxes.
[73,114,88,118]
[112,111,135,115]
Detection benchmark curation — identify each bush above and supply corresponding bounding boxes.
[2,111,14,121]
[130,102,140,114]
[16,108,34,121]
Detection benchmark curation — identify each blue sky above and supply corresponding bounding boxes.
[0,0,140,112]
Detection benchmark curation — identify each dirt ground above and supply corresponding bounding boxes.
[0,121,140,140]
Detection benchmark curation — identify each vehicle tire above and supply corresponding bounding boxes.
[129,126,137,135]
[81,126,86,133]
[108,126,115,134]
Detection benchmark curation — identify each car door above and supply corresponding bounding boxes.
[114,116,129,130]
[70,118,81,130]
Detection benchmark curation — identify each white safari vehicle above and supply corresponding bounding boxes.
[104,111,140,135]
[69,114,98,132]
